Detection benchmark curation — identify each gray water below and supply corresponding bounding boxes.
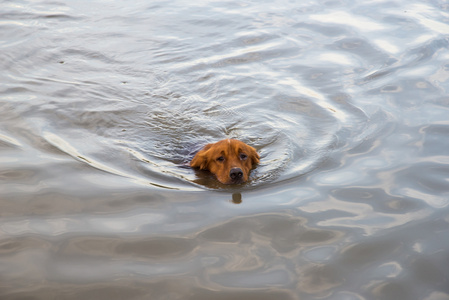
[1,0,449,299]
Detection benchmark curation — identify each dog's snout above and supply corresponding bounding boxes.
[230,168,243,181]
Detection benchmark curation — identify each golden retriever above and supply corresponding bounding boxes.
[190,139,259,184]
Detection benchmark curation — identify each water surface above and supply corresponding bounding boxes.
[1,1,449,299]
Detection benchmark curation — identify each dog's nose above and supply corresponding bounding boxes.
[230,168,243,181]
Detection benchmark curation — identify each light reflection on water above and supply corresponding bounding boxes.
[1,0,449,299]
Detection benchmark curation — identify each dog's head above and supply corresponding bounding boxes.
[190,139,260,184]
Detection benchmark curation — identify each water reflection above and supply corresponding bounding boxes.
[231,192,242,204]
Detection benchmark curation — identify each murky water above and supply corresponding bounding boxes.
[1,0,449,299]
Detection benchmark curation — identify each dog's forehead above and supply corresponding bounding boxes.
[229,140,242,152]
[209,139,250,156]
[219,139,243,153]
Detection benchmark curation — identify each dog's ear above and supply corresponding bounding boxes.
[190,144,213,170]
[248,146,260,166]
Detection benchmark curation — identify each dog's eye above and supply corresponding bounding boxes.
[239,153,248,160]
[216,156,225,162]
